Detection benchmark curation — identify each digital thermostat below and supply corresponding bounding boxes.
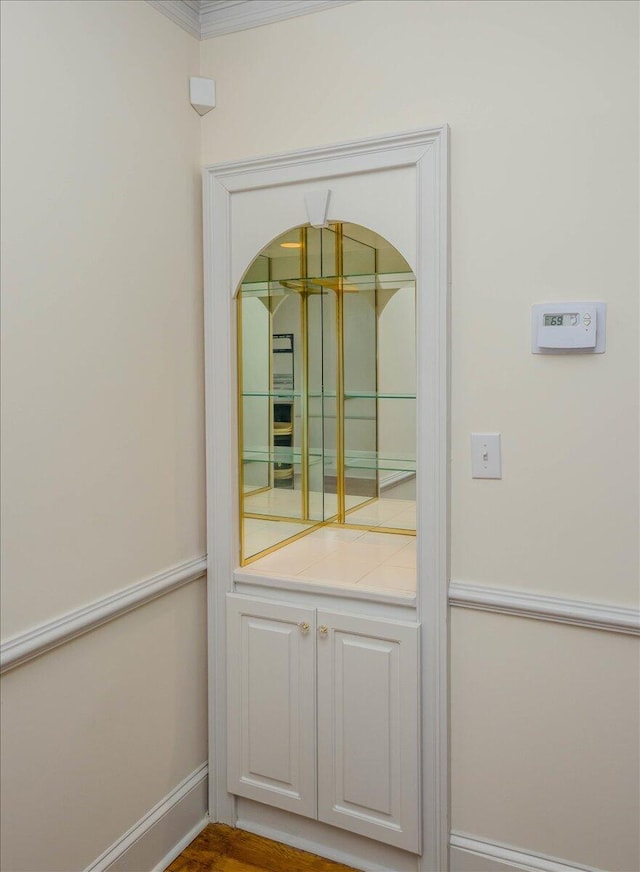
[532,302,606,354]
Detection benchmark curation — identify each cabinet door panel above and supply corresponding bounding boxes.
[317,610,421,853]
[227,595,316,818]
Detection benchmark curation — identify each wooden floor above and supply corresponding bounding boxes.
[166,824,361,872]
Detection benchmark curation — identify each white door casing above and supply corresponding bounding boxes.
[204,126,450,871]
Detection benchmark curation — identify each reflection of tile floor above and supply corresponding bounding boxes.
[241,524,416,595]
[344,498,416,530]
[243,518,312,555]
[243,488,367,519]
[244,488,416,530]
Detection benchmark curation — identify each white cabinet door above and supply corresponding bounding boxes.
[227,594,316,818]
[316,610,421,853]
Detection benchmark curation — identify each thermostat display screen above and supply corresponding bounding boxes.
[544,313,578,327]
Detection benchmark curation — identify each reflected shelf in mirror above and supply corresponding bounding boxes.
[243,449,415,473]
[241,271,415,296]
[242,390,416,399]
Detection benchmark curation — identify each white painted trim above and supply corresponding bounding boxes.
[449,581,640,636]
[233,569,416,607]
[0,556,207,674]
[200,0,357,40]
[150,817,208,872]
[203,125,450,869]
[450,832,602,872]
[204,119,238,829]
[145,0,201,38]
[85,764,208,872]
[415,124,450,872]
[204,127,442,187]
[145,0,357,40]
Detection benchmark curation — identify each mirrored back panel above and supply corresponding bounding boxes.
[238,223,416,565]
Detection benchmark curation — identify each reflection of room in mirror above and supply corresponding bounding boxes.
[237,222,416,593]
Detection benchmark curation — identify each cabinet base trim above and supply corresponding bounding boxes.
[236,818,405,872]
[235,798,418,872]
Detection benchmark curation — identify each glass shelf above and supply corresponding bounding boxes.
[243,448,415,473]
[243,448,323,465]
[243,390,302,398]
[344,452,416,473]
[241,270,415,297]
[243,390,415,400]
[344,391,416,400]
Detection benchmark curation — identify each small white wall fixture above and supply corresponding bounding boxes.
[190,76,216,115]
[203,126,450,871]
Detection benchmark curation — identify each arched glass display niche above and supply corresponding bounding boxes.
[238,222,416,581]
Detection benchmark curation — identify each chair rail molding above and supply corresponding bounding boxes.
[145,0,357,40]
[449,580,640,636]
[0,556,207,674]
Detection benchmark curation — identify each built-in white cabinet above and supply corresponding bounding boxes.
[207,129,449,868]
[226,594,421,853]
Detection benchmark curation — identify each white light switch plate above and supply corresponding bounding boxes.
[471,433,502,479]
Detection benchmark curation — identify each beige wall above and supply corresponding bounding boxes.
[2,1,638,870]
[200,0,638,604]
[0,581,208,872]
[1,0,205,636]
[451,608,640,871]
[200,2,639,869]
[0,1,207,869]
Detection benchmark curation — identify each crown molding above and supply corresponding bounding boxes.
[146,0,201,38]
[146,0,357,40]
[200,0,357,39]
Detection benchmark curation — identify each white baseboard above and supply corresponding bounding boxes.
[450,833,602,872]
[86,764,208,872]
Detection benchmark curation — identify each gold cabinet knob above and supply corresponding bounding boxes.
[318,625,329,637]
[299,622,310,633]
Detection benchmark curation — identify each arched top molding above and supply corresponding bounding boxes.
[205,127,447,294]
